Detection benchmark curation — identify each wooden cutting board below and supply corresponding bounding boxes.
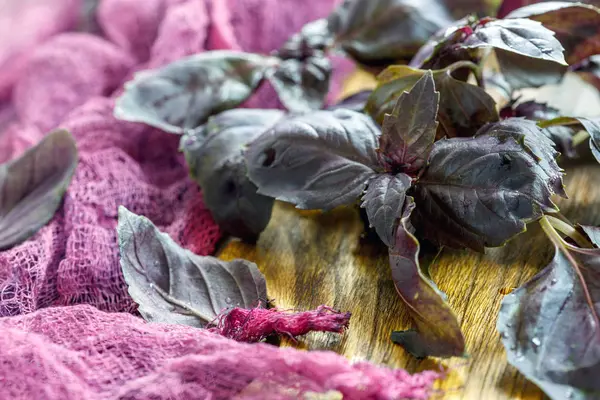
[217,69,600,399]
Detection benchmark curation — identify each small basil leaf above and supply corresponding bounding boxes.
[267,55,331,112]
[361,173,411,247]
[413,133,558,251]
[181,109,284,242]
[462,18,567,65]
[327,0,454,65]
[366,62,498,138]
[115,51,272,134]
[327,90,373,112]
[0,129,78,251]
[379,71,439,173]
[498,225,600,400]
[389,197,465,358]
[506,2,600,65]
[245,109,381,210]
[477,118,566,198]
[117,206,268,326]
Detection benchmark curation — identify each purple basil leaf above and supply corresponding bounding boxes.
[0,129,78,251]
[462,18,567,65]
[379,71,439,173]
[477,118,566,198]
[389,197,465,358]
[267,55,331,113]
[327,90,373,112]
[114,51,272,134]
[117,206,267,327]
[408,17,471,69]
[326,0,454,65]
[181,109,284,242]
[498,225,600,400]
[276,19,333,59]
[495,48,567,91]
[505,2,600,65]
[366,62,498,138]
[360,173,411,247]
[413,132,558,251]
[503,100,578,157]
[245,109,381,210]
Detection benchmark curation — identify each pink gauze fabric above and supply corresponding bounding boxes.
[0,0,439,399]
[0,305,440,400]
[0,0,80,101]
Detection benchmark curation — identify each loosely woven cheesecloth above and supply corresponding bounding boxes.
[0,1,440,398]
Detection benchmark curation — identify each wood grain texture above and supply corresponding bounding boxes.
[217,70,600,399]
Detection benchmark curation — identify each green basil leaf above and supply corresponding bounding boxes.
[117,206,268,326]
[0,129,78,250]
[115,51,272,134]
[389,197,465,358]
[245,109,381,210]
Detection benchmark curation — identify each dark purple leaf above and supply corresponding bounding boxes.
[0,129,78,251]
[498,224,600,400]
[327,0,454,65]
[494,48,567,91]
[181,109,284,242]
[327,90,373,112]
[505,2,600,66]
[408,17,471,69]
[477,118,566,198]
[366,62,498,138]
[462,18,567,65]
[502,100,578,157]
[413,132,558,251]
[115,51,271,134]
[379,71,439,173]
[412,16,567,91]
[361,173,412,247]
[117,206,268,327]
[267,55,331,112]
[276,19,333,59]
[389,197,465,358]
[245,109,381,210]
